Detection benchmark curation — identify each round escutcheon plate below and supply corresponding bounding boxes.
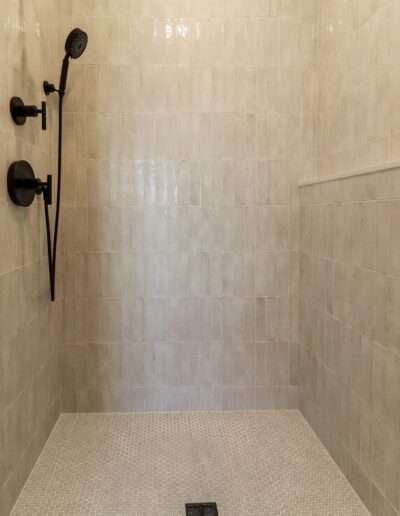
[7,160,37,207]
[10,97,26,125]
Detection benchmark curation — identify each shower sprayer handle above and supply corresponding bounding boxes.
[35,174,52,205]
[41,102,47,131]
[44,175,52,205]
[10,97,47,131]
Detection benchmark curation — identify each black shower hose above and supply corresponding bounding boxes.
[43,95,63,302]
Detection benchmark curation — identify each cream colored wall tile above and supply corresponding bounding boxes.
[309,0,400,183]
[257,19,280,66]
[166,341,199,387]
[300,171,400,514]
[388,276,400,356]
[51,0,314,440]
[0,0,62,509]
[389,200,400,277]
[211,114,245,160]
[257,113,290,160]
[385,350,400,432]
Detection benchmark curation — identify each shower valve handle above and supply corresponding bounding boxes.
[7,161,52,207]
[40,102,47,131]
[43,174,52,205]
[32,174,52,205]
[10,97,47,131]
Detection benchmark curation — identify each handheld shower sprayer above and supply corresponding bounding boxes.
[44,28,88,97]
[41,28,88,300]
[59,28,88,96]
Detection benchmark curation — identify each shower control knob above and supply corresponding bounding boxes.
[10,97,47,131]
[41,102,47,130]
[43,174,52,205]
[7,161,52,207]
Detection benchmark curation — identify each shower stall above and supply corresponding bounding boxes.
[0,1,399,515]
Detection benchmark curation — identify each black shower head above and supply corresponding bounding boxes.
[65,28,88,59]
[58,28,88,97]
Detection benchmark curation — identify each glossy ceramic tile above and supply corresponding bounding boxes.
[0,0,62,514]
[59,0,315,413]
[4,1,400,515]
[313,0,400,181]
[12,411,368,516]
[299,171,400,515]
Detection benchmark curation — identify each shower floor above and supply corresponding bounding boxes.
[12,411,368,516]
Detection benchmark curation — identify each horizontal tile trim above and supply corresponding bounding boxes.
[298,160,400,187]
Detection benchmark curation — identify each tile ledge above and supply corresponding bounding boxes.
[298,160,400,187]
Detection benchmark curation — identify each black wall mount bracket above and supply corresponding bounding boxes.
[8,161,52,207]
[43,80,57,96]
[10,96,47,130]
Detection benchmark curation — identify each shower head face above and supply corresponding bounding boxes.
[65,28,88,59]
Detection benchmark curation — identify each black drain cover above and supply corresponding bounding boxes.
[185,502,218,516]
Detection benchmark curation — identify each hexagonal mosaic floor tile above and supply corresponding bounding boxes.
[11,411,369,515]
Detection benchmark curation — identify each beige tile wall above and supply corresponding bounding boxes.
[59,0,316,412]
[309,0,400,182]
[0,0,62,514]
[299,171,400,515]
[299,1,400,515]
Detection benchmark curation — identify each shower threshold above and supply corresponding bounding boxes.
[11,411,368,515]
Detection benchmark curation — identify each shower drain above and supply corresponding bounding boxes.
[185,502,219,515]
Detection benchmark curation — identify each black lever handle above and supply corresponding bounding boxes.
[35,174,52,205]
[10,97,47,131]
[40,102,47,131]
[19,173,52,205]
[45,174,52,205]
